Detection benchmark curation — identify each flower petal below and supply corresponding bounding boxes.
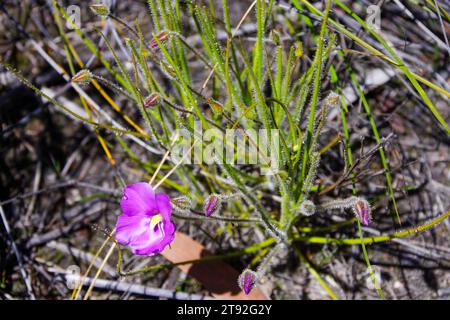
[155,193,172,221]
[115,214,151,247]
[120,182,158,217]
[115,213,176,256]
[134,220,176,255]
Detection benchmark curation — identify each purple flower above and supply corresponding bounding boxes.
[353,199,371,226]
[115,182,176,256]
[238,269,257,295]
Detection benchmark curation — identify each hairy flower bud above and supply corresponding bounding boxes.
[171,196,192,210]
[353,198,371,226]
[89,4,110,17]
[150,30,170,49]
[160,62,177,79]
[238,269,257,295]
[299,200,316,216]
[71,69,92,85]
[206,98,223,114]
[144,93,161,108]
[203,194,221,217]
[325,92,340,107]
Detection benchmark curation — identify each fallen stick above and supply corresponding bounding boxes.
[53,271,213,300]
[46,241,116,277]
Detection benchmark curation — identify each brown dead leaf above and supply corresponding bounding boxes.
[162,232,269,300]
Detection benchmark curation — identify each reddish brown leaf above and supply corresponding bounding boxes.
[162,232,269,300]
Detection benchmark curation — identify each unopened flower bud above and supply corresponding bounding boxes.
[299,200,316,216]
[150,31,170,49]
[144,93,161,108]
[203,194,221,217]
[206,98,223,114]
[238,269,257,295]
[89,4,110,17]
[325,92,340,107]
[161,62,177,79]
[72,69,92,85]
[171,196,192,210]
[353,198,371,226]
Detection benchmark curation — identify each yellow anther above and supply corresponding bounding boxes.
[150,214,163,230]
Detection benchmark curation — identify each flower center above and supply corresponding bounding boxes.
[150,214,163,230]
